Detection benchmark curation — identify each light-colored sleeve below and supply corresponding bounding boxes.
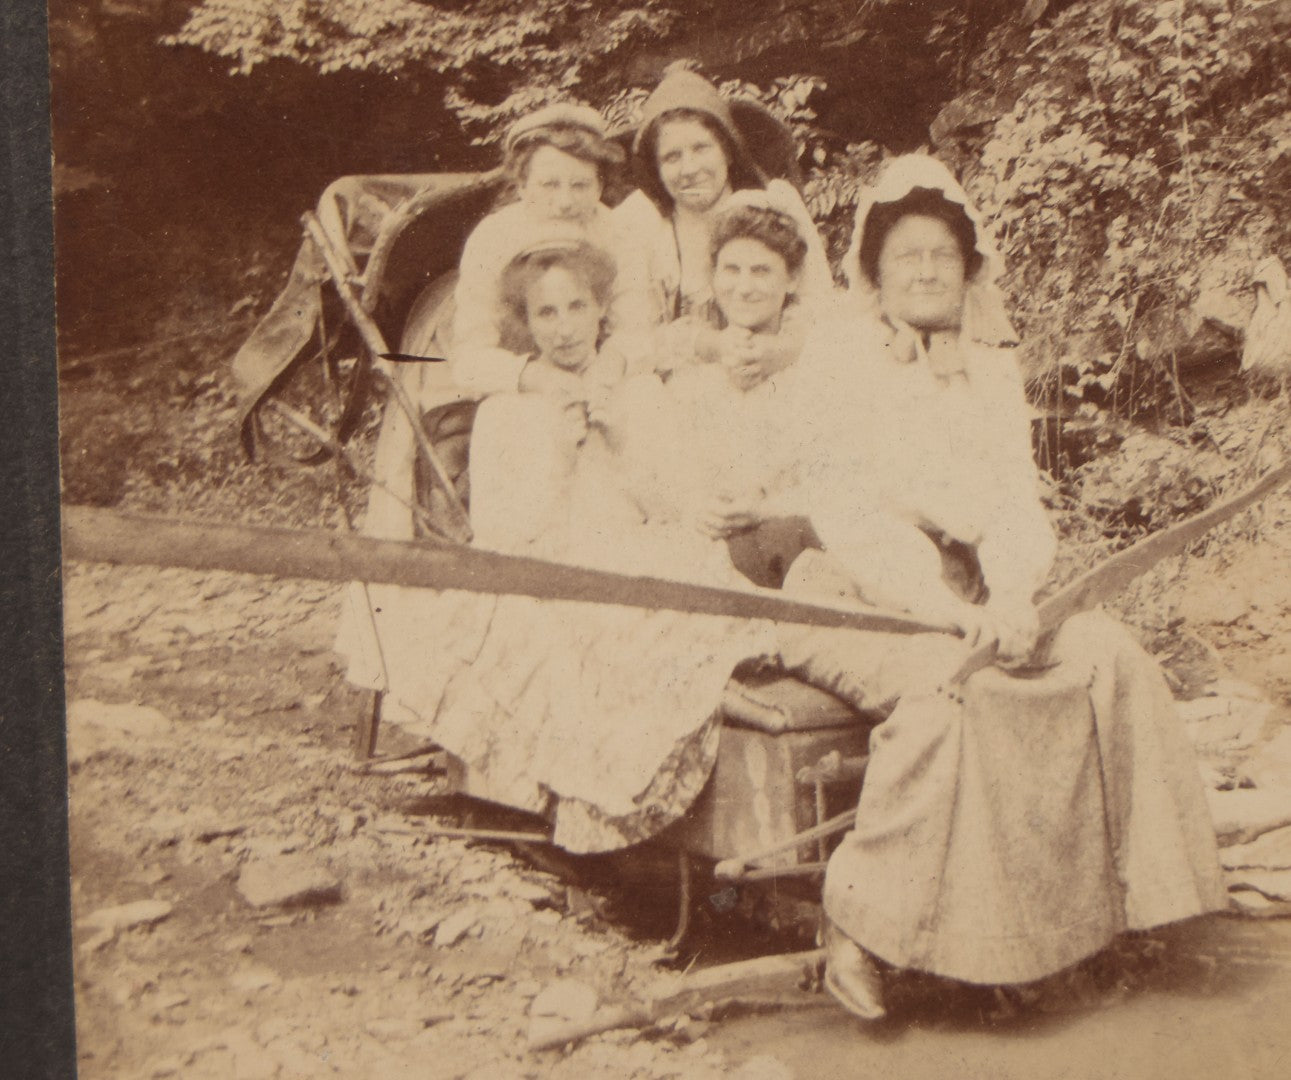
[450,212,530,395]
[766,179,834,304]
[607,192,668,336]
[813,500,968,624]
[971,353,1057,603]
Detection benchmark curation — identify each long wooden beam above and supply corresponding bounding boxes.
[60,505,952,636]
[950,459,1291,683]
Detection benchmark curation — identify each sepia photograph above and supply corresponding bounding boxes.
[41,0,1291,1077]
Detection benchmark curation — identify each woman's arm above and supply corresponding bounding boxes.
[604,192,666,338]
[812,500,973,627]
[972,354,1057,607]
[450,212,532,394]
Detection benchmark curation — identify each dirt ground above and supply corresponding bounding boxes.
[63,477,1291,1080]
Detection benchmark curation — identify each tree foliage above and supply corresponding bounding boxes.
[951,0,1291,421]
[166,0,679,115]
[162,0,994,142]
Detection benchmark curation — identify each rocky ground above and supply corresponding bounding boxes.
[64,476,1291,1079]
[65,562,821,1080]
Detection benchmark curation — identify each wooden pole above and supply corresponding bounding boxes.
[950,459,1291,685]
[528,948,826,1051]
[60,506,954,636]
[300,211,473,543]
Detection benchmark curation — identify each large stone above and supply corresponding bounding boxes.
[236,854,341,909]
[433,907,479,948]
[529,978,598,1023]
[1242,255,1291,377]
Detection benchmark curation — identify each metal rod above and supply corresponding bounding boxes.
[419,824,552,844]
[713,809,856,881]
[264,400,449,541]
[729,861,828,883]
[665,851,693,954]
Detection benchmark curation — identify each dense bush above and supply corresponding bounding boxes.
[951,0,1291,423]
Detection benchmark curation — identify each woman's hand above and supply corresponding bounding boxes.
[954,597,1039,663]
[987,596,1040,662]
[709,327,768,391]
[698,487,767,538]
[583,382,614,429]
[517,361,591,443]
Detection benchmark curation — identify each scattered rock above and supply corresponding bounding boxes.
[1244,726,1291,792]
[152,991,190,1014]
[226,1031,280,1080]
[364,1017,425,1042]
[1207,787,1291,846]
[143,812,189,846]
[228,967,281,994]
[734,1053,797,1080]
[240,830,311,856]
[1226,867,1291,903]
[1205,678,1270,702]
[509,879,558,906]
[1183,695,1275,757]
[434,907,479,948]
[80,898,173,937]
[66,699,173,766]
[95,658,143,684]
[222,933,254,954]
[193,819,250,843]
[236,854,341,909]
[530,978,599,1024]
[257,913,302,928]
[1228,889,1291,918]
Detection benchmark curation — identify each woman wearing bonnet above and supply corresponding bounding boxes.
[773,154,1226,1020]
[610,64,833,381]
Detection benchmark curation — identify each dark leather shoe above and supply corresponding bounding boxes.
[823,919,886,1021]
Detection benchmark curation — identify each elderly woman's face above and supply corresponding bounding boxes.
[876,214,967,332]
[519,145,602,224]
[713,237,797,334]
[655,118,730,214]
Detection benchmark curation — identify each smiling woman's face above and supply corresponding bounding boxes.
[712,236,796,334]
[876,214,967,332]
[655,117,731,214]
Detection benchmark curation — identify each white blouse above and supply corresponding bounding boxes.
[786,314,1056,614]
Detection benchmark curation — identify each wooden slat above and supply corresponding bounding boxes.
[950,459,1291,684]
